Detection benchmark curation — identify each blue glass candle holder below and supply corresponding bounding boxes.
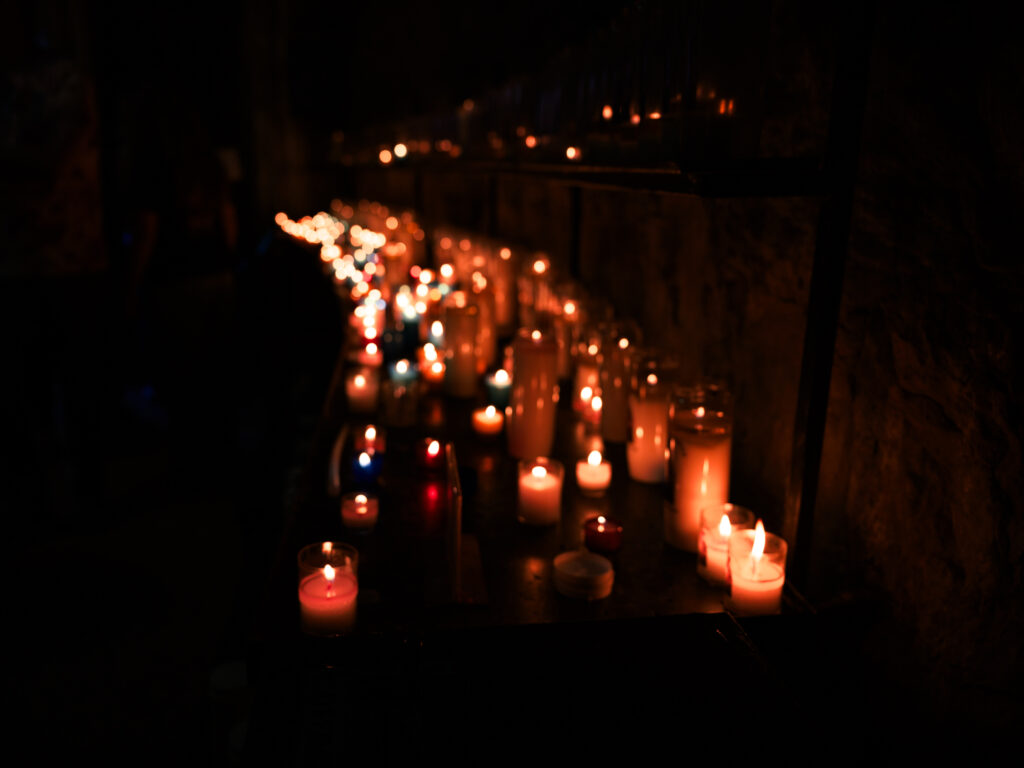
[352,449,383,485]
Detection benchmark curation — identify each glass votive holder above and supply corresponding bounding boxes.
[416,438,446,472]
[341,491,379,531]
[583,514,623,553]
[345,366,380,414]
[353,424,386,454]
[484,368,512,409]
[727,522,787,615]
[352,449,383,486]
[297,542,359,636]
[698,503,755,585]
[517,457,564,526]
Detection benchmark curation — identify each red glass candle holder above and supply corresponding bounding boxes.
[583,514,623,553]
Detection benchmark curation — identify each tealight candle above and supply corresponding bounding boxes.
[352,450,383,484]
[728,521,787,615]
[351,342,383,368]
[472,405,504,435]
[484,368,511,409]
[517,458,564,526]
[417,438,446,472]
[698,503,755,585]
[583,515,623,553]
[341,492,379,530]
[422,359,446,384]
[345,368,379,413]
[575,450,611,495]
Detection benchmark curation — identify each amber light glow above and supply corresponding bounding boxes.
[525,135,538,148]
[602,105,613,120]
[393,142,408,158]
[531,465,547,480]
[427,440,440,458]
[495,369,509,385]
[565,146,580,160]
[719,513,732,538]
[379,148,393,164]
[322,541,333,554]
[587,450,602,467]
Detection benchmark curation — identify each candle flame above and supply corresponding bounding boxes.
[431,320,444,337]
[427,440,440,457]
[580,386,593,402]
[355,494,367,504]
[424,343,437,362]
[500,247,512,260]
[587,450,602,466]
[618,337,629,349]
[354,374,366,387]
[597,516,606,524]
[440,263,454,279]
[485,405,496,417]
[564,301,577,315]
[495,369,509,385]
[525,135,537,148]
[602,105,613,120]
[533,259,547,274]
[591,395,603,412]
[719,513,732,538]
[531,330,542,341]
[695,406,705,418]
[365,426,376,440]
[752,520,766,560]
[359,452,372,467]
[646,373,658,385]
[322,541,332,554]
[393,142,407,158]
[587,343,599,356]
[363,327,378,340]
[379,149,392,164]
[431,361,444,374]
[324,563,336,582]
[366,342,378,355]
[531,465,547,479]
[565,146,579,160]
[396,360,409,374]
[700,458,709,496]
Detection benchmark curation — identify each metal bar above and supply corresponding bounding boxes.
[783,2,875,587]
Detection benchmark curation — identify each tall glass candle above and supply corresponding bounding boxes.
[443,292,480,398]
[507,329,559,460]
[666,384,732,551]
[346,367,380,413]
[297,542,358,636]
[599,323,637,443]
[626,358,674,483]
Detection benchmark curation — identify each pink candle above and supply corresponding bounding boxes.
[575,450,611,495]
[298,564,358,635]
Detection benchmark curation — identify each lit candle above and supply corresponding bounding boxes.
[351,342,383,368]
[427,320,445,347]
[472,405,504,435]
[600,334,633,443]
[417,438,446,472]
[517,458,564,526]
[354,425,386,454]
[352,450,383,484]
[583,515,623,553]
[422,359,446,384]
[506,330,559,460]
[698,503,754,585]
[443,294,480,398]
[575,450,611,495]
[341,492,379,530]
[728,521,787,615]
[298,562,358,635]
[667,402,732,551]
[484,368,511,409]
[345,368,379,413]
[627,378,670,483]
[387,358,419,386]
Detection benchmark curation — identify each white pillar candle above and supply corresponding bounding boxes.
[667,406,732,551]
[575,450,611,495]
[626,395,670,483]
[728,521,787,615]
[507,330,559,460]
[517,458,564,526]
[341,492,379,530]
